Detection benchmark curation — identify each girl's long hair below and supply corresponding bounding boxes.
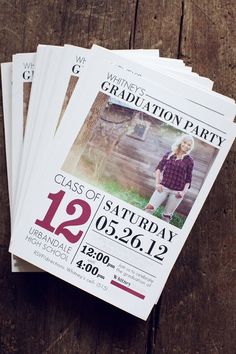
[168,134,194,160]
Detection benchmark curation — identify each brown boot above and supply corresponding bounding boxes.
[162,214,172,223]
[144,204,155,214]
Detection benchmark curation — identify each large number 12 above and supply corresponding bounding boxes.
[35,190,91,243]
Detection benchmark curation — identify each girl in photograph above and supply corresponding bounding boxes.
[145,134,194,223]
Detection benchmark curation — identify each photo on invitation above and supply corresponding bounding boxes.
[23,81,32,136]
[55,75,79,132]
[61,92,218,229]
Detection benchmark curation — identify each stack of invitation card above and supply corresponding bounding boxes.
[1,44,235,319]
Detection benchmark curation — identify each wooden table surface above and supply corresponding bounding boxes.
[0,1,235,353]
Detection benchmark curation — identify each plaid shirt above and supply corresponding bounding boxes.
[156,151,194,191]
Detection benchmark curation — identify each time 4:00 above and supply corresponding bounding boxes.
[76,261,99,275]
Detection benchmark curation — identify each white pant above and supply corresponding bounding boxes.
[148,186,183,217]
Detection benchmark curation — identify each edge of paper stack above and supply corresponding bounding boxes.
[1,44,235,320]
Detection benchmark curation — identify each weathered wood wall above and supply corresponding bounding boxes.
[0,1,235,353]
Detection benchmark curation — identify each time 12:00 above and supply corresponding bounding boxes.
[81,245,110,264]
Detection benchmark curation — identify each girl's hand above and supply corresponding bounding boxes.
[175,191,185,199]
[156,183,163,193]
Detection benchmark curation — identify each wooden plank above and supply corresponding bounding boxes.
[146,1,236,353]
[134,0,183,56]
[61,0,136,49]
[180,0,236,100]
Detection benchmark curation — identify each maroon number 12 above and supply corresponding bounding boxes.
[35,190,91,243]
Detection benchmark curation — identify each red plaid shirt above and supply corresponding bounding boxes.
[156,152,194,191]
